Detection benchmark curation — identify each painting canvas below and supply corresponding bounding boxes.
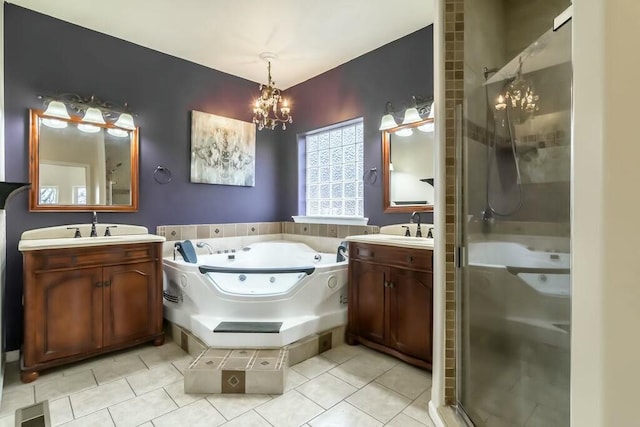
[190,110,256,186]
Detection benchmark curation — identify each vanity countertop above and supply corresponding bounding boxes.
[346,234,434,250]
[18,224,165,251]
[18,234,166,251]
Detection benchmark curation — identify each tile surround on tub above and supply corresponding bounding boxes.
[156,221,378,242]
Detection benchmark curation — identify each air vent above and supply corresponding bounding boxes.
[15,401,50,427]
[163,291,183,303]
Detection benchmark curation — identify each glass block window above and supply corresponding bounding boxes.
[39,186,58,204]
[304,119,364,216]
[73,186,87,204]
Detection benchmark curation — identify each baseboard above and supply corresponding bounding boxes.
[429,400,468,427]
[6,350,20,363]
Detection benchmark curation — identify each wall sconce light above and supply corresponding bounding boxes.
[380,96,435,135]
[38,94,136,137]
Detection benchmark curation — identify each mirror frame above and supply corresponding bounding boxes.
[28,109,139,212]
[382,118,434,213]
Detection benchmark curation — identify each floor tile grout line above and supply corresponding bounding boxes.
[371,376,431,401]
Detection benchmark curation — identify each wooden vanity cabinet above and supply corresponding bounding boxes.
[347,242,433,369]
[21,242,165,382]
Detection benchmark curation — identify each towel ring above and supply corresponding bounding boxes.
[153,166,172,184]
[363,167,377,185]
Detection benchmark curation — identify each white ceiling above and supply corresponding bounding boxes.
[8,0,435,89]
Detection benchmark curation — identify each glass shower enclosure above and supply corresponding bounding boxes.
[458,2,572,426]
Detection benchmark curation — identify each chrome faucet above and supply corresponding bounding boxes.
[410,211,422,237]
[196,242,214,254]
[90,211,98,237]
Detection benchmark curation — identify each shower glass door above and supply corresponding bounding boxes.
[458,5,572,426]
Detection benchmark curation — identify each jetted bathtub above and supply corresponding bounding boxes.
[466,237,571,348]
[162,240,348,347]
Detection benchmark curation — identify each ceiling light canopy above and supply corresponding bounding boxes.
[252,53,293,131]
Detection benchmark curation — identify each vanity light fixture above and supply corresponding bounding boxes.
[418,103,435,133]
[379,101,398,131]
[252,53,293,131]
[37,94,136,134]
[395,127,414,137]
[402,96,423,125]
[380,96,435,136]
[42,100,71,128]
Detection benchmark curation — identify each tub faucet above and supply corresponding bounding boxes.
[90,211,98,237]
[336,241,349,262]
[196,242,214,254]
[410,211,422,237]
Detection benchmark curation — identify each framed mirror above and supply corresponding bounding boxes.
[382,118,434,213]
[29,109,139,212]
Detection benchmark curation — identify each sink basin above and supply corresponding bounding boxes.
[18,224,165,251]
[345,233,434,250]
[379,223,433,237]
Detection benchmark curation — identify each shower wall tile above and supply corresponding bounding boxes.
[319,224,328,236]
[327,224,338,238]
[445,0,464,405]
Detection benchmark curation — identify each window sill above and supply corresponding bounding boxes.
[292,216,369,226]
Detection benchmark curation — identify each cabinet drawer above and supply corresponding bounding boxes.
[29,243,157,271]
[349,242,432,271]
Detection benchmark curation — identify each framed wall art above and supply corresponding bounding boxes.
[190,110,256,186]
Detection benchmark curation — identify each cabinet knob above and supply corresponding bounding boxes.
[104,281,111,287]
[407,256,414,263]
[388,282,395,289]
[95,282,103,288]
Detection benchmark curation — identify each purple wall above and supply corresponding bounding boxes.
[3,4,433,350]
[3,5,283,350]
[280,26,434,226]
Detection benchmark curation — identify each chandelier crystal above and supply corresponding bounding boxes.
[252,56,292,130]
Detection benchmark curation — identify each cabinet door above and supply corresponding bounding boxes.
[103,261,159,347]
[349,260,387,344]
[387,268,432,362]
[31,268,103,363]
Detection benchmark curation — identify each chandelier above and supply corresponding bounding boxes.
[495,57,539,124]
[252,54,292,130]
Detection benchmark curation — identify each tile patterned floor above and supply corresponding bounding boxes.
[0,340,435,427]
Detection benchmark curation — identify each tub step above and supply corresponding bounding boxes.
[184,348,288,394]
[214,321,283,333]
